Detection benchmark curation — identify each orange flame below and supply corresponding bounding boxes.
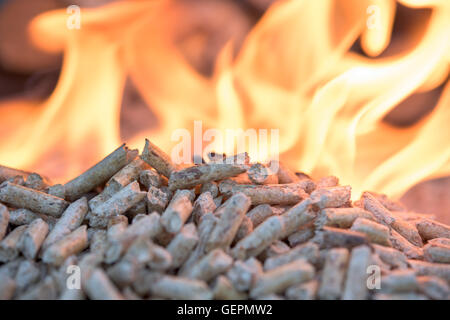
[0,0,448,200]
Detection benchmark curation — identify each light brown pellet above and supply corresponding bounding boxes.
[161,189,193,234]
[310,186,351,209]
[315,207,375,229]
[64,144,137,201]
[0,182,68,217]
[183,249,233,282]
[250,260,314,298]
[246,204,275,227]
[0,225,27,262]
[42,197,88,250]
[166,223,199,269]
[18,218,49,259]
[350,218,391,246]
[219,180,311,206]
[342,245,372,300]
[416,218,450,241]
[169,163,247,191]
[42,226,88,266]
[192,191,216,224]
[141,139,178,179]
[205,193,251,252]
[318,248,349,300]
[423,242,450,263]
[149,275,213,300]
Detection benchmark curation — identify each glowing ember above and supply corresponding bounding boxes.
[0,0,448,201]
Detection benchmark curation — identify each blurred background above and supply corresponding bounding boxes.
[0,0,448,222]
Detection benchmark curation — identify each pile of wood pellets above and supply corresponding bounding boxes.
[0,139,449,300]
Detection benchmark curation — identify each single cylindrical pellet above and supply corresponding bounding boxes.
[89,181,146,228]
[389,229,423,260]
[313,226,368,249]
[342,245,372,300]
[219,180,311,206]
[161,189,193,234]
[205,193,251,252]
[279,199,315,238]
[146,186,170,214]
[19,218,49,259]
[423,243,450,263]
[246,204,275,227]
[42,226,88,266]
[350,217,391,246]
[8,208,48,227]
[192,191,216,224]
[141,139,178,179]
[250,260,314,298]
[310,186,351,209]
[0,182,68,217]
[372,244,408,269]
[64,144,137,201]
[42,197,88,250]
[232,216,285,260]
[362,192,396,226]
[390,219,423,247]
[149,275,213,300]
[416,218,450,241]
[169,163,247,191]
[318,248,349,300]
[315,207,375,229]
[166,223,199,269]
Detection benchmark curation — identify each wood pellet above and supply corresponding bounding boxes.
[0,139,448,300]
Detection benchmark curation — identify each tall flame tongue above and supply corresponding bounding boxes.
[0,0,448,200]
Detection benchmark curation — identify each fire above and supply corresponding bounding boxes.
[0,0,448,200]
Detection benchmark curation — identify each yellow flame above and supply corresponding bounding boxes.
[0,0,448,201]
